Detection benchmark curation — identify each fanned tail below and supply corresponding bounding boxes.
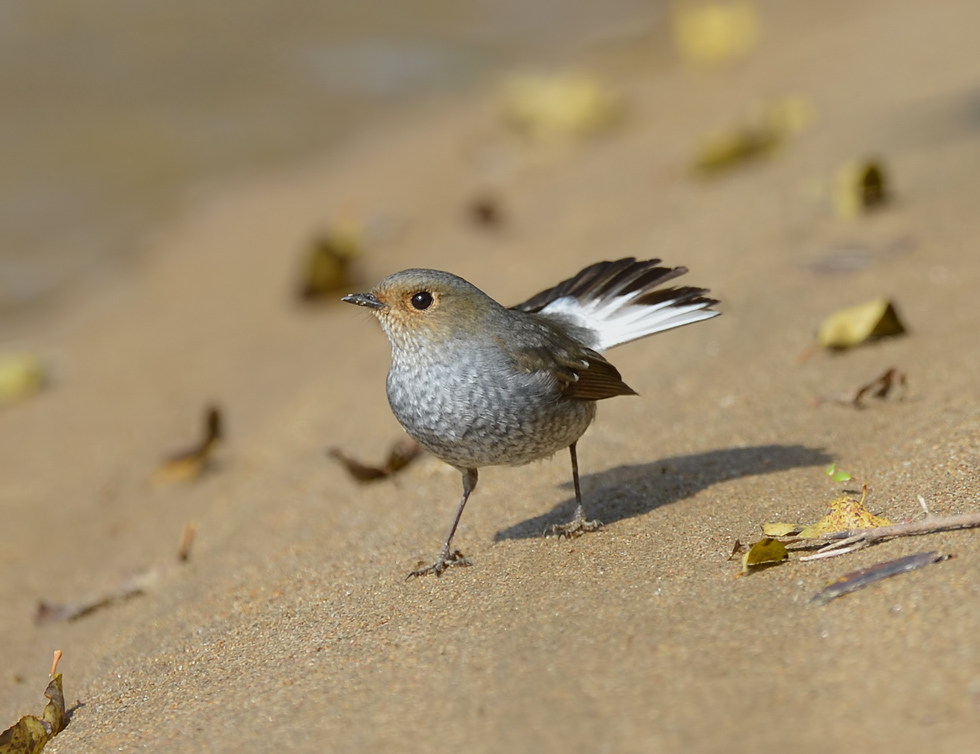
[512,258,719,352]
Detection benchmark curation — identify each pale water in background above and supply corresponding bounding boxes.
[0,0,665,319]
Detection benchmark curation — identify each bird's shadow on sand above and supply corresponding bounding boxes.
[494,444,833,541]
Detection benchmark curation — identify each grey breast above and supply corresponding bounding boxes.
[386,330,595,469]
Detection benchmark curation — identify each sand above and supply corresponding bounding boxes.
[2,0,980,751]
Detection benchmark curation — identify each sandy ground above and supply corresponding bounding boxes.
[2,0,980,751]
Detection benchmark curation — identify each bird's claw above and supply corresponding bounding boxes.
[546,517,603,539]
[406,549,472,579]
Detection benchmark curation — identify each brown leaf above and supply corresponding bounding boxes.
[329,438,421,483]
[0,652,66,754]
[467,195,505,229]
[728,539,748,560]
[815,367,908,408]
[852,367,907,407]
[152,406,223,485]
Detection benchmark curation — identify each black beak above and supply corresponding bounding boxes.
[342,292,384,310]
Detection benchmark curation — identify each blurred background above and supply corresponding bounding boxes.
[0,0,663,319]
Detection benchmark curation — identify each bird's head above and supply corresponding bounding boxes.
[343,268,501,350]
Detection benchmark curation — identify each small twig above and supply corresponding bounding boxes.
[178,521,196,562]
[815,513,980,547]
[917,495,931,516]
[800,541,869,561]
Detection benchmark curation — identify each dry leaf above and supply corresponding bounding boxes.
[673,1,761,65]
[0,353,45,407]
[798,487,891,539]
[852,367,907,407]
[152,406,223,485]
[816,298,907,349]
[728,539,748,560]
[762,522,804,537]
[36,525,194,623]
[466,195,505,229]
[297,228,364,301]
[694,97,813,174]
[811,551,949,606]
[329,438,421,483]
[815,367,908,408]
[740,537,788,574]
[0,651,66,754]
[834,160,890,218]
[498,73,623,141]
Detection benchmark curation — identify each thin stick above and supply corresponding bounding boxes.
[812,511,980,545]
[800,542,868,561]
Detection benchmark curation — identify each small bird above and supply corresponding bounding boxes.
[342,258,719,577]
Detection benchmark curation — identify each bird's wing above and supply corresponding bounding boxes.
[506,343,637,402]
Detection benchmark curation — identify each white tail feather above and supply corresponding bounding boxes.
[539,295,720,352]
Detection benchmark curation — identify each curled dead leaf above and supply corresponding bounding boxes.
[693,97,813,174]
[329,438,421,483]
[816,298,907,349]
[834,159,890,218]
[815,367,908,408]
[152,406,223,486]
[297,228,364,302]
[0,651,66,754]
[739,537,789,575]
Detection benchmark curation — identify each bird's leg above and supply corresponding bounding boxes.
[407,468,477,578]
[547,442,603,538]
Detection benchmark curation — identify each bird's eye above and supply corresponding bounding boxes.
[410,291,433,310]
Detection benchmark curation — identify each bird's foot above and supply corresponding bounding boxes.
[406,549,472,579]
[546,516,603,539]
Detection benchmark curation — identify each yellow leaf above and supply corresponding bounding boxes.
[834,160,889,219]
[741,538,789,574]
[693,98,813,175]
[0,715,49,754]
[498,73,622,140]
[0,653,66,754]
[798,489,891,539]
[762,522,804,537]
[673,1,761,65]
[41,675,65,738]
[0,353,45,407]
[816,298,907,349]
[297,227,364,302]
